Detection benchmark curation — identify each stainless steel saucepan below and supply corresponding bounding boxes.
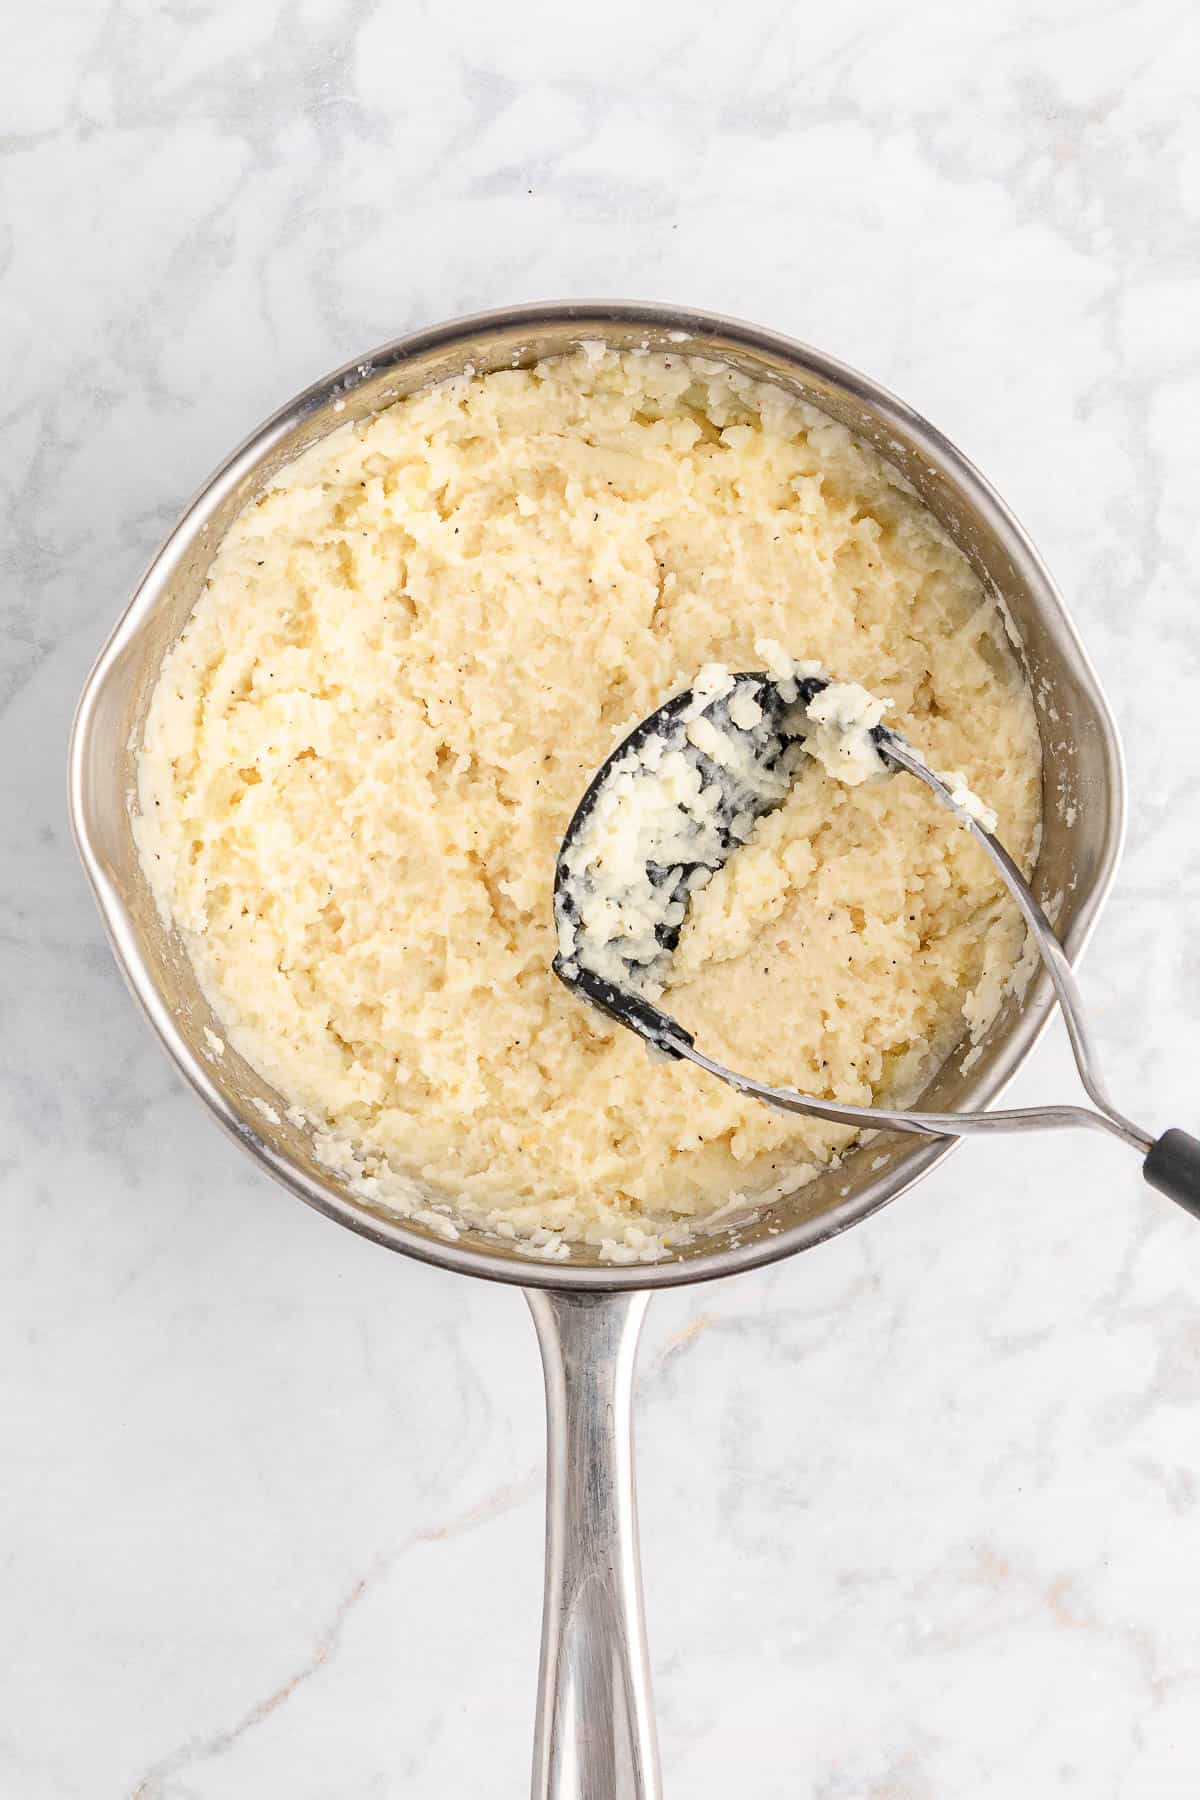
[69,302,1125,1798]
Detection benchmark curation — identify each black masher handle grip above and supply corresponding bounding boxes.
[1144,1130,1200,1219]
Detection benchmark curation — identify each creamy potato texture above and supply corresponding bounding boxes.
[136,348,1041,1259]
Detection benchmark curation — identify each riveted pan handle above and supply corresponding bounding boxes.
[526,1288,661,1800]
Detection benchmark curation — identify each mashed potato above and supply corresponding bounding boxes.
[136,347,1041,1258]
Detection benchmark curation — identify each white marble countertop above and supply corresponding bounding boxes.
[5,1,1200,1793]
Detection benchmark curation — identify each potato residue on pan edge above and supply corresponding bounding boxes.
[135,346,1042,1262]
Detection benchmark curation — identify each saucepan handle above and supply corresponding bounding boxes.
[525,1288,661,1800]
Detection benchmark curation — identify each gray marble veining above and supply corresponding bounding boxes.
[4,0,1200,1793]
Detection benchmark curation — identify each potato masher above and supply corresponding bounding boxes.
[554,666,1200,1215]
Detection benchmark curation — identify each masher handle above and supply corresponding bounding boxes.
[1144,1130,1200,1218]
